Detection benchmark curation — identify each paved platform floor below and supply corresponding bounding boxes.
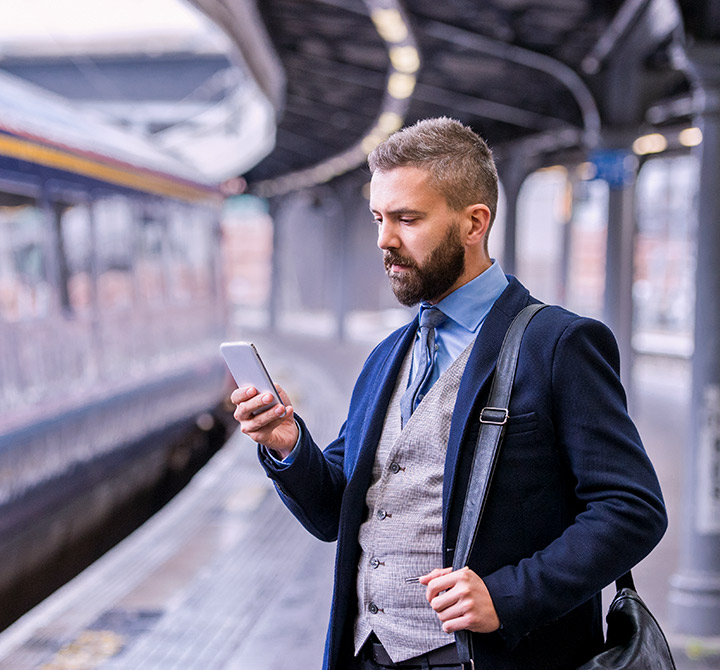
[0,327,717,669]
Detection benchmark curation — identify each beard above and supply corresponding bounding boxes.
[383,222,466,307]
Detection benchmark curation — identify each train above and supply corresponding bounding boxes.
[0,70,233,626]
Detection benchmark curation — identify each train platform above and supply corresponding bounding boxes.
[0,321,718,669]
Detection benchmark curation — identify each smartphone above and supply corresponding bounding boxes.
[220,341,282,415]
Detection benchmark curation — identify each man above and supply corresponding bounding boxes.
[231,117,667,670]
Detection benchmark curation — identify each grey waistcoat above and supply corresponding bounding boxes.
[353,340,474,662]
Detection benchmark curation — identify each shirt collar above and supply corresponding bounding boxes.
[419,260,508,333]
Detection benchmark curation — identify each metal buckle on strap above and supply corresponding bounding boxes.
[479,406,509,425]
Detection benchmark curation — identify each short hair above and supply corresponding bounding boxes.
[368,117,499,226]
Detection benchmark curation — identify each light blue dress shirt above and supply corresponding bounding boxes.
[270,261,508,464]
[410,260,508,402]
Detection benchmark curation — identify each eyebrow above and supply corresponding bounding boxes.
[369,207,426,216]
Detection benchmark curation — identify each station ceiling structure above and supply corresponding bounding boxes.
[191,0,718,197]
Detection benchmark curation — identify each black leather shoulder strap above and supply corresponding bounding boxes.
[454,302,547,666]
[453,302,547,570]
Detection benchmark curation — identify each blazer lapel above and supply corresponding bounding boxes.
[344,317,417,490]
[442,277,532,533]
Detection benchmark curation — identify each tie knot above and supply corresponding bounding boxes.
[420,307,447,329]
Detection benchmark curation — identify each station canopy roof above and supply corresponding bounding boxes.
[190,0,717,196]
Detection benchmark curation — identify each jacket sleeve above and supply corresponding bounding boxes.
[257,328,409,544]
[482,316,668,645]
[258,414,348,542]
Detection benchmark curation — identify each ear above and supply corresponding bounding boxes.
[464,203,491,248]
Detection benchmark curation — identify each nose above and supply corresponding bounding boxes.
[377,221,399,251]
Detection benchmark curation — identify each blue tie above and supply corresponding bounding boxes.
[400,307,447,427]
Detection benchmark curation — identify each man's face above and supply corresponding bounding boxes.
[370,166,466,306]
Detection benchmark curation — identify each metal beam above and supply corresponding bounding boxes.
[285,54,386,91]
[412,81,574,133]
[421,18,601,148]
[582,0,654,74]
[189,0,287,114]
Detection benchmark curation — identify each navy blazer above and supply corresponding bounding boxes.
[259,277,667,670]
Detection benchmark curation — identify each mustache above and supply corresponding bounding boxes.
[383,251,418,271]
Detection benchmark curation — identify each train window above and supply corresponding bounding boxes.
[222,195,273,312]
[166,204,214,303]
[93,196,136,312]
[137,202,168,306]
[187,206,217,298]
[0,192,52,321]
[58,202,94,315]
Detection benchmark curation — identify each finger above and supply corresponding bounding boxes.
[240,401,292,433]
[425,569,464,601]
[418,567,451,585]
[234,391,280,422]
[429,579,469,613]
[434,600,467,623]
[440,613,473,634]
[270,403,292,420]
[230,386,258,405]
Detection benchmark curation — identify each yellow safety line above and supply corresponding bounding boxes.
[39,630,125,669]
[0,133,218,203]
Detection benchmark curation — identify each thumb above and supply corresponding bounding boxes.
[275,384,293,407]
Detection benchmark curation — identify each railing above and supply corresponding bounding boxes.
[0,299,227,506]
[0,299,224,426]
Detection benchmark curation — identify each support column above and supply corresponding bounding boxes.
[267,197,283,332]
[501,183,519,276]
[317,183,349,342]
[669,45,720,637]
[40,193,63,317]
[497,154,535,275]
[603,170,636,399]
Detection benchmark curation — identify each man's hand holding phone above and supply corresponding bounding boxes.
[230,384,299,458]
[221,342,299,458]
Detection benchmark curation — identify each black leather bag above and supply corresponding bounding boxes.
[577,572,676,669]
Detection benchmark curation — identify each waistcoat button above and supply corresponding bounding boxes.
[376,509,387,520]
[369,603,379,614]
[389,462,401,474]
[370,557,381,569]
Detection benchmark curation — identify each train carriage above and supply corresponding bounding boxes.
[0,70,232,627]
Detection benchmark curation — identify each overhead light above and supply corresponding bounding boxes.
[679,127,703,147]
[250,2,418,198]
[577,162,598,180]
[370,8,408,42]
[361,133,383,155]
[389,46,420,74]
[387,72,416,99]
[632,133,667,156]
[377,111,403,133]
